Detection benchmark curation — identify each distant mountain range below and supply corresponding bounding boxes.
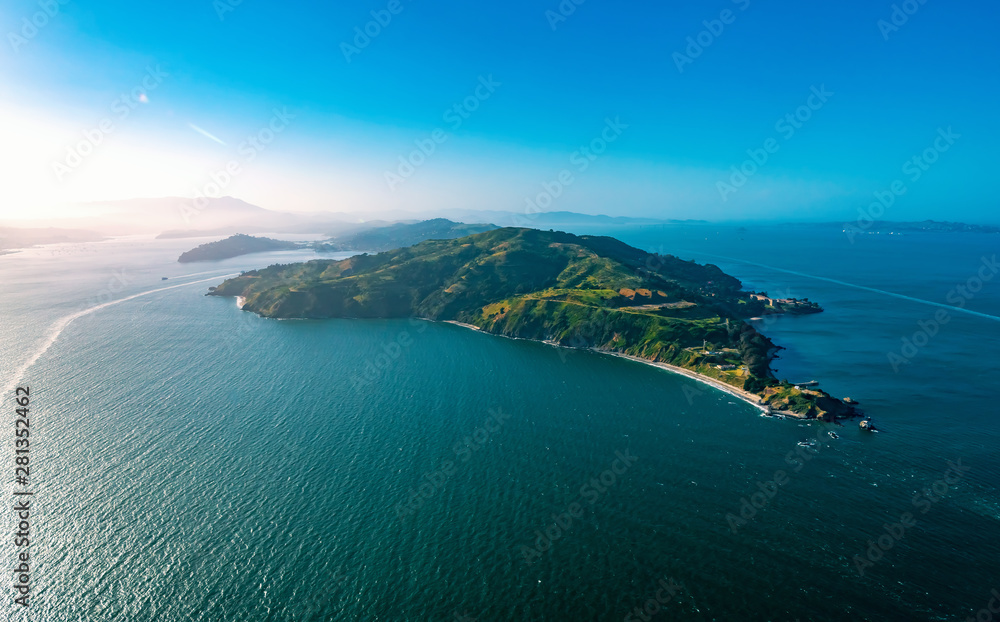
[1,197,997,252]
[0,197,706,238]
[422,209,701,229]
[0,227,105,253]
[2,197,363,237]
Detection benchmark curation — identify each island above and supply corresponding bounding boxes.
[208,228,862,420]
[178,234,300,263]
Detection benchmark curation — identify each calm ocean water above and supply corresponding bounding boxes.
[1,226,997,621]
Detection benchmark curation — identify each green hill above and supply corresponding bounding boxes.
[178,234,299,263]
[209,227,858,419]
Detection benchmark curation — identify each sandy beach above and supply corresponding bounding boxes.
[443,320,481,331]
[596,350,771,414]
[438,319,787,416]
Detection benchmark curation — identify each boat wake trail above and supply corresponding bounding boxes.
[2,274,238,395]
[684,252,1000,323]
[170,269,247,280]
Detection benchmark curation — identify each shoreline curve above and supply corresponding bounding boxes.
[437,318,805,418]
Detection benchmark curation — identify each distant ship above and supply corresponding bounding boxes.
[162,277,169,280]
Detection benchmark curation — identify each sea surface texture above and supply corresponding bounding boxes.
[1,226,997,621]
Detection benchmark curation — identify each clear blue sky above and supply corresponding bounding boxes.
[2,0,998,222]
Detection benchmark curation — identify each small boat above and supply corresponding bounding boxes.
[859,417,877,432]
[828,431,840,439]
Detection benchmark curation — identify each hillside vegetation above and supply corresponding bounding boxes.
[178,234,299,263]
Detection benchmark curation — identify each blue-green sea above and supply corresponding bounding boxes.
[1,225,998,621]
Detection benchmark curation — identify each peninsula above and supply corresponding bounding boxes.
[209,228,861,420]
